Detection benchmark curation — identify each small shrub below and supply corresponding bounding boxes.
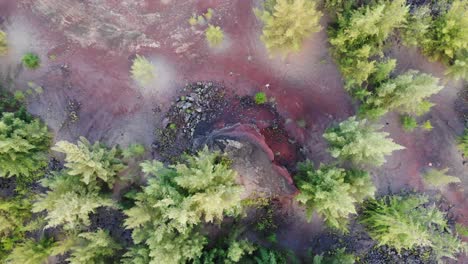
[421,120,433,131]
[130,55,156,86]
[423,168,460,189]
[323,116,404,166]
[255,0,322,57]
[22,53,41,69]
[254,92,267,104]
[295,161,375,232]
[401,115,417,132]
[0,31,7,56]
[205,25,224,48]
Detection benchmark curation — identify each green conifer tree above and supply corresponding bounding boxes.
[323,117,404,166]
[255,0,322,56]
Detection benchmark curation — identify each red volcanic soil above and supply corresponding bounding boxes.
[0,0,467,260]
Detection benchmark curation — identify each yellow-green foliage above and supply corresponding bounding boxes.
[194,229,256,263]
[130,55,156,86]
[32,172,115,230]
[0,113,51,178]
[403,1,468,80]
[67,229,121,264]
[329,0,408,90]
[323,116,404,166]
[6,238,56,264]
[205,25,224,48]
[52,137,125,187]
[0,198,34,261]
[362,70,443,118]
[255,0,322,56]
[295,161,375,232]
[0,31,7,56]
[423,0,468,63]
[458,128,468,157]
[124,147,243,264]
[361,195,467,261]
[423,168,460,189]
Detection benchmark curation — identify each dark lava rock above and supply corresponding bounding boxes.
[0,177,16,198]
[89,207,133,247]
[153,81,227,162]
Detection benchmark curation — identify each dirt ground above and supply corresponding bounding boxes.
[0,0,466,262]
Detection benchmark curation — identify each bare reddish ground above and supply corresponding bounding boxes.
[0,0,467,260]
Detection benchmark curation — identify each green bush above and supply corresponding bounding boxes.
[254,92,267,104]
[323,116,404,166]
[0,113,51,179]
[361,195,467,261]
[295,161,375,232]
[255,0,322,57]
[205,25,224,48]
[124,147,244,263]
[0,31,7,56]
[22,53,41,69]
[400,115,418,132]
[131,55,156,86]
[52,137,125,187]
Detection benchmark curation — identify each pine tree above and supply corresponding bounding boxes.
[67,229,121,264]
[255,0,322,57]
[323,117,404,166]
[328,0,408,90]
[6,238,56,264]
[124,147,244,264]
[361,194,467,262]
[0,113,51,178]
[362,70,443,118]
[423,168,460,189]
[52,137,125,187]
[32,172,115,230]
[295,161,375,232]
